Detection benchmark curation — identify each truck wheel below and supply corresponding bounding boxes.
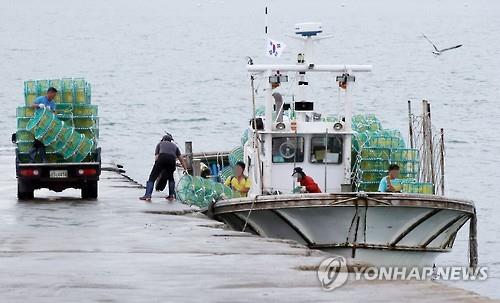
[82,181,98,199]
[18,180,34,200]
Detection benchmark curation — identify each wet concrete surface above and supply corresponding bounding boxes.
[0,157,497,302]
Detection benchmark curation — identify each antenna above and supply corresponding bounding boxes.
[264,4,271,42]
[265,6,268,36]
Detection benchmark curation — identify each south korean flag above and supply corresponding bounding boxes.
[266,38,286,58]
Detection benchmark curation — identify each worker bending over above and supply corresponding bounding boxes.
[140,133,188,202]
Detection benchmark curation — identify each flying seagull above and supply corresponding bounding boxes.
[422,34,462,55]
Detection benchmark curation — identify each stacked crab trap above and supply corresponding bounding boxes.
[16,78,99,163]
[351,114,433,194]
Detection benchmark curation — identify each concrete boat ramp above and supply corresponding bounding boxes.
[0,163,495,302]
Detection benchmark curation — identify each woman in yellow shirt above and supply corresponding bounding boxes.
[224,161,251,197]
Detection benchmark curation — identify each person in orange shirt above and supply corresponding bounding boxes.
[292,167,321,193]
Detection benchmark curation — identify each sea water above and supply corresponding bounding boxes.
[0,0,498,298]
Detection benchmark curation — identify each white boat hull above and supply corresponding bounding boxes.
[208,192,475,267]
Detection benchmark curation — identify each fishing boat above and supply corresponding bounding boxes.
[177,22,477,268]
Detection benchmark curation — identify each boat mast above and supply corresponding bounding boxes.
[247,23,372,193]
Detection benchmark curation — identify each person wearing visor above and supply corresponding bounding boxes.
[140,133,188,202]
[292,167,321,193]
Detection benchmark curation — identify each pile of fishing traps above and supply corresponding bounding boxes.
[176,145,246,207]
[351,114,433,194]
[176,175,235,208]
[16,78,99,163]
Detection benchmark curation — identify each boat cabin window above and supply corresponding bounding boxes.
[310,135,343,164]
[272,137,304,163]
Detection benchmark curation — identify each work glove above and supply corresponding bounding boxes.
[38,104,45,109]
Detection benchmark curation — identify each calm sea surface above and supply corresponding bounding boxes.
[0,0,498,298]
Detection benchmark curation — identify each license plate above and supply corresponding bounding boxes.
[50,170,68,178]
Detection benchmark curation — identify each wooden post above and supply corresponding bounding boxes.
[185,141,193,175]
[439,128,445,196]
[408,100,414,149]
[427,102,436,192]
[469,212,478,269]
[421,100,429,182]
[192,159,201,177]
